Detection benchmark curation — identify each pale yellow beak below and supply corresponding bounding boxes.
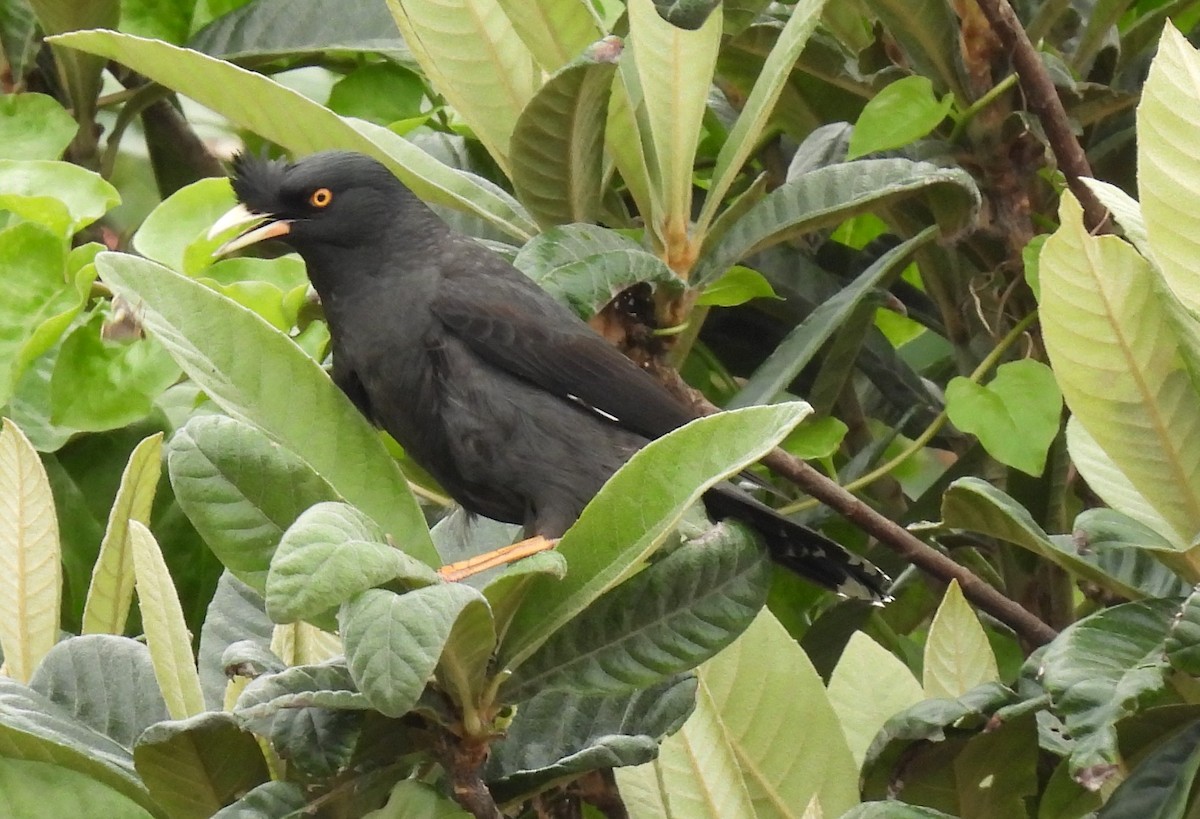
[208,203,292,256]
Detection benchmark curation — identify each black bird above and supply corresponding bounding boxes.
[208,150,889,601]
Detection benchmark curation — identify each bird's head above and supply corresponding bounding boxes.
[208,150,415,259]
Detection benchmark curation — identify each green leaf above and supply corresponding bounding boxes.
[923,580,998,699]
[210,781,305,819]
[695,159,978,285]
[96,252,437,565]
[627,0,721,240]
[81,433,162,635]
[0,93,77,160]
[168,416,342,593]
[50,30,536,241]
[1038,598,1177,785]
[0,222,83,406]
[0,678,158,816]
[340,585,489,718]
[502,526,769,702]
[0,159,119,237]
[188,0,409,60]
[197,573,274,710]
[1139,25,1200,316]
[617,611,859,818]
[510,46,618,228]
[728,226,935,408]
[606,63,659,241]
[0,758,154,819]
[328,63,427,126]
[364,780,471,818]
[483,551,566,644]
[1040,192,1200,546]
[1065,417,1179,547]
[129,521,205,720]
[265,502,438,625]
[1098,718,1200,817]
[386,0,539,175]
[436,591,495,710]
[696,265,779,307]
[827,631,924,769]
[939,478,1184,600]
[133,177,244,276]
[842,805,957,819]
[486,674,697,800]
[233,663,367,728]
[512,223,684,319]
[1167,587,1200,675]
[498,402,812,671]
[0,417,61,683]
[848,76,954,159]
[133,712,269,819]
[49,313,181,433]
[495,0,599,72]
[944,360,1063,476]
[30,635,169,750]
[698,0,826,231]
[861,0,966,99]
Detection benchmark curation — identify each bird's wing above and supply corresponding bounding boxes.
[430,271,694,439]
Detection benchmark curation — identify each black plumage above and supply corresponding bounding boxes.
[212,150,890,601]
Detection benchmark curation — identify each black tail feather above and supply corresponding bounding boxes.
[702,484,891,603]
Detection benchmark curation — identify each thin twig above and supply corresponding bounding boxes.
[973,0,1110,232]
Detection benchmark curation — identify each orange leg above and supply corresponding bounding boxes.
[438,535,560,582]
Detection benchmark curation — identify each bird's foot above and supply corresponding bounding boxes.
[438,535,560,582]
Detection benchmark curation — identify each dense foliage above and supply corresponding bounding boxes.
[3,0,1200,816]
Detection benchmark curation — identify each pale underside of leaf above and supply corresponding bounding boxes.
[923,579,999,700]
[0,418,61,683]
[1040,193,1200,545]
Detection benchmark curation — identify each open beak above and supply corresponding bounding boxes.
[208,203,292,256]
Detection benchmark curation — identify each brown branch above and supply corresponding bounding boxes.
[653,363,1060,647]
[973,0,1110,232]
[756,449,1059,646]
[434,729,501,819]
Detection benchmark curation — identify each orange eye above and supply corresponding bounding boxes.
[309,187,333,208]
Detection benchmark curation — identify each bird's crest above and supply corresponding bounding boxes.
[229,152,290,213]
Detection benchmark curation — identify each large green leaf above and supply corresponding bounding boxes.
[30,635,169,750]
[1041,193,1200,548]
[697,0,825,232]
[0,160,119,238]
[0,418,61,683]
[486,675,697,801]
[1138,24,1200,315]
[96,253,437,565]
[1038,599,1177,786]
[133,712,269,819]
[606,62,659,242]
[728,226,936,408]
[510,45,618,229]
[387,0,539,176]
[0,758,154,819]
[196,572,274,710]
[1065,416,1179,547]
[168,416,342,594]
[0,679,159,816]
[861,0,966,99]
[0,223,83,406]
[189,0,410,61]
[827,632,924,769]
[502,526,769,702]
[695,159,979,284]
[81,433,162,635]
[939,478,1184,600]
[1097,717,1200,817]
[495,0,598,72]
[627,0,721,244]
[0,93,77,161]
[512,223,684,319]
[49,30,536,241]
[339,585,489,718]
[129,521,206,720]
[617,611,859,818]
[498,402,811,671]
[923,580,999,700]
[265,502,438,625]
